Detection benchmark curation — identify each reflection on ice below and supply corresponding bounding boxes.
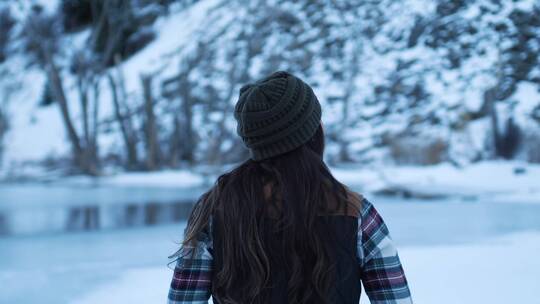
[0,184,202,235]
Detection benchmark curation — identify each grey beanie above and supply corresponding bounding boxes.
[234,71,322,161]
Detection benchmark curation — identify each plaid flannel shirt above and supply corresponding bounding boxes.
[168,197,413,303]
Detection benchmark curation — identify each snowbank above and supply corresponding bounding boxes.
[62,169,207,188]
[333,160,540,202]
[395,232,540,304]
[72,267,170,304]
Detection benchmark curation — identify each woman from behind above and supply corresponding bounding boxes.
[168,71,412,304]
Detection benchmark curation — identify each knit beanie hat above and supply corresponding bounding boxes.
[234,71,322,161]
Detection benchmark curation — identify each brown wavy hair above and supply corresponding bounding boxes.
[172,125,360,303]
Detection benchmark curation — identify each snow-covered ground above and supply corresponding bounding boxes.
[333,161,540,203]
[398,232,540,304]
[1,198,540,304]
[332,160,540,202]
[69,232,540,304]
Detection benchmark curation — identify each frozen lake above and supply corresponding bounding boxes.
[0,183,206,235]
[1,185,540,303]
[2,182,539,238]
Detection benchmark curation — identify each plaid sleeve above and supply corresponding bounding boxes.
[168,226,213,304]
[358,198,413,304]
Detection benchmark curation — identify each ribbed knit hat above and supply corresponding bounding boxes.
[234,71,322,161]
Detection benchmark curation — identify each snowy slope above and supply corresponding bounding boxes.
[1,0,229,172]
[1,0,539,174]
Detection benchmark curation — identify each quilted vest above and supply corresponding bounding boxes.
[211,214,362,304]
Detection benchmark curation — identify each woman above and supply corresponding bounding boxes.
[168,71,412,304]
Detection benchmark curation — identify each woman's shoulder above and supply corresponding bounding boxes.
[342,187,365,218]
[346,190,382,223]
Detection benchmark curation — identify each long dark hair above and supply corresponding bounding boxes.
[172,124,358,303]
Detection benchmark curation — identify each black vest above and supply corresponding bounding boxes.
[211,215,361,304]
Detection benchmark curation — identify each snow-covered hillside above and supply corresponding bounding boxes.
[0,0,539,177]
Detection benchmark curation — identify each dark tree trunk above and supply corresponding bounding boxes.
[107,73,139,169]
[178,78,195,164]
[45,53,98,175]
[169,115,181,167]
[141,74,161,170]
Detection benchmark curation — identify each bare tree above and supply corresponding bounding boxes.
[205,17,256,165]
[88,0,157,66]
[72,49,102,173]
[0,7,16,163]
[22,6,98,174]
[90,0,134,66]
[141,73,162,170]
[0,106,8,166]
[479,49,522,160]
[337,40,361,163]
[107,70,139,170]
[0,7,15,63]
[162,45,207,166]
